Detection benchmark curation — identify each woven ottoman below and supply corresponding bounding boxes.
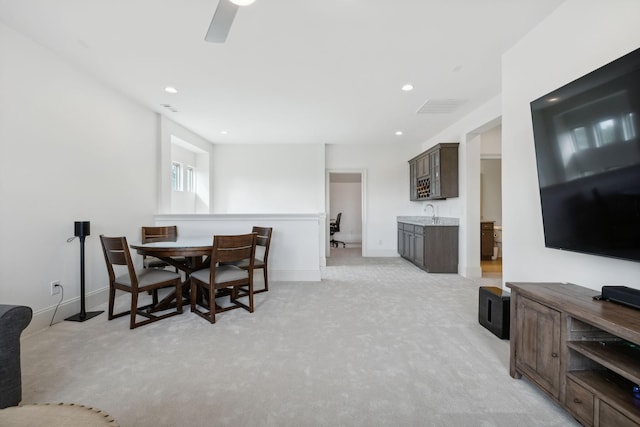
[0,403,118,426]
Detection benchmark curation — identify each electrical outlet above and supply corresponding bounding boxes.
[50,280,61,296]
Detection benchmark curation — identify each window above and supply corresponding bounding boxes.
[172,162,196,192]
[596,118,616,146]
[186,166,195,193]
[571,126,590,150]
[622,112,636,141]
[172,162,182,191]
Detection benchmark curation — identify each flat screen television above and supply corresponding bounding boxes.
[530,46,640,262]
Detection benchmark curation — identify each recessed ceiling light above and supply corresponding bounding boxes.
[229,0,255,5]
[220,130,228,135]
[164,86,178,94]
[395,131,403,136]
[401,84,414,92]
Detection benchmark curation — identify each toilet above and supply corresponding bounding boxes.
[493,226,502,260]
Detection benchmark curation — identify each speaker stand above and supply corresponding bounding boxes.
[66,235,104,322]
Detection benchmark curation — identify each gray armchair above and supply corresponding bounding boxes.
[0,305,32,409]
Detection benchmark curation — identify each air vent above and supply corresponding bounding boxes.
[161,104,178,113]
[417,99,466,114]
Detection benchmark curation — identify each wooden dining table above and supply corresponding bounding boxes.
[130,237,214,310]
[130,237,213,275]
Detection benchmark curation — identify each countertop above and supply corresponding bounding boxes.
[397,216,459,226]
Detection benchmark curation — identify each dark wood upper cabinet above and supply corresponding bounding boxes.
[409,143,458,200]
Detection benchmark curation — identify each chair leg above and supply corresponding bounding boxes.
[208,284,216,324]
[152,289,159,306]
[263,267,268,292]
[108,285,116,320]
[331,239,346,248]
[253,267,268,294]
[130,292,139,329]
[175,280,183,314]
[190,279,198,312]
[250,265,269,296]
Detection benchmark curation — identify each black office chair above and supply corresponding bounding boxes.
[330,212,346,248]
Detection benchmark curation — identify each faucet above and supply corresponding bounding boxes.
[425,203,436,223]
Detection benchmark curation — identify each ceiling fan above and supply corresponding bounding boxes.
[205,0,256,43]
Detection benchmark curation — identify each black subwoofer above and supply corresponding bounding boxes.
[478,286,510,339]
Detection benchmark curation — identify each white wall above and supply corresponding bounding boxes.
[211,144,325,214]
[480,125,502,158]
[481,159,502,225]
[480,125,502,225]
[420,97,502,278]
[0,23,158,330]
[502,0,640,291]
[325,143,422,257]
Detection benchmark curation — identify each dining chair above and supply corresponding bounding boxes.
[100,235,183,329]
[190,233,257,324]
[233,226,272,294]
[141,225,184,271]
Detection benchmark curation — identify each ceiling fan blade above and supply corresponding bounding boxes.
[205,0,239,43]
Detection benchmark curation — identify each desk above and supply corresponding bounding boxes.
[130,237,213,310]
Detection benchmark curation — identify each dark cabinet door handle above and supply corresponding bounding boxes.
[551,352,558,358]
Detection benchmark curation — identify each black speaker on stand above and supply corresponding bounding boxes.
[66,221,104,322]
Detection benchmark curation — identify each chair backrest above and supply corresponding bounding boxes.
[209,234,257,284]
[334,212,342,232]
[141,226,178,243]
[100,235,138,288]
[252,226,272,263]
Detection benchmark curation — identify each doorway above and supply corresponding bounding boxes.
[479,125,503,278]
[327,171,364,259]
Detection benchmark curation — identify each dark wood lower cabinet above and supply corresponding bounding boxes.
[507,282,640,427]
[515,295,561,399]
[397,222,458,273]
[481,221,494,259]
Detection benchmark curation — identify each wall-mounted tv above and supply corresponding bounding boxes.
[530,46,640,262]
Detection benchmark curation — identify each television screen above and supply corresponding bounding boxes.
[530,47,640,262]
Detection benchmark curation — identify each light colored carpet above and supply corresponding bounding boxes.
[19,252,579,427]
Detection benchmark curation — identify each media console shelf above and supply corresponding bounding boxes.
[507,282,640,427]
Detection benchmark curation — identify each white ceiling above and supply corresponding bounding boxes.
[0,0,563,146]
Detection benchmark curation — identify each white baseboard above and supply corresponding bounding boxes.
[461,266,483,279]
[24,287,109,336]
[363,249,399,257]
[270,269,321,282]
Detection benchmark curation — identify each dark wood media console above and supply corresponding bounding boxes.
[507,282,640,427]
